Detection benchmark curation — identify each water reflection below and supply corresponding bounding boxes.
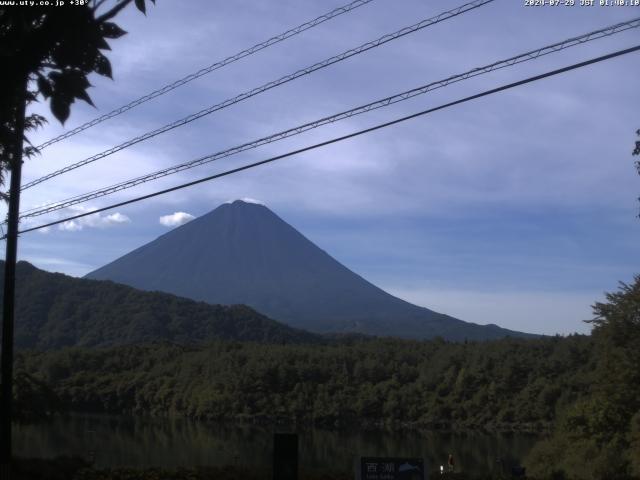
[14,414,538,475]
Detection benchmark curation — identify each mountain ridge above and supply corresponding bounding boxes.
[1,260,321,349]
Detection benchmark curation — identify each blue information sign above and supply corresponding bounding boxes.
[358,457,425,480]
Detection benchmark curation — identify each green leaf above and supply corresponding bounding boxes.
[49,70,91,106]
[96,36,111,51]
[94,52,112,78]
[50,96,71,124]
[134,0,146,14]
[24,146,40,159]
[75,89,95,107]
[100,22,127,39]
[36,75,52,99]
[24,114,47,131]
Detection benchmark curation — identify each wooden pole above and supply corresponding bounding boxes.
[0,74,27,480]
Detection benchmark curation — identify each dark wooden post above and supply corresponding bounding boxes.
[0,74,27,480]
[273,433,298,480]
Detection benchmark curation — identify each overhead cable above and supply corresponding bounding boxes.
[19,17,640,219]
[14,44,640,237]
[22,0,494,191]
[35,0,377,150]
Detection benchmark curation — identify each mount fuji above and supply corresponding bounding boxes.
[86,200,533,340]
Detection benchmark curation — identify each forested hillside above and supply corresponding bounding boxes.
[1,261,321,349]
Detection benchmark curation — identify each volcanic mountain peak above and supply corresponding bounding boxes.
[86,202,534,341]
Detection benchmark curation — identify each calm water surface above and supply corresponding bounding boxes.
[15,414,539,475]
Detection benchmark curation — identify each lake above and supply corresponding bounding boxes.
[14,414,539,476]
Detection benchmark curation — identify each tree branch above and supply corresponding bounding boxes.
[96,0,134,23]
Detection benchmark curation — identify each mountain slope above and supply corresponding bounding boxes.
[86,200,533,340]
[2,261,321,349]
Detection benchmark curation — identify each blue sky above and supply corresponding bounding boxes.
[6,0,640,335]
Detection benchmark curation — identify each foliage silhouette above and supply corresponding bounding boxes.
[0,0,154,190]
[525,276,640,479]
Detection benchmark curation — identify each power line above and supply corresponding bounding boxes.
[14,44,640,237]
[20,16,637,217]
[19,17,640,219]
[22,0,494,191]
[34,0,376,151]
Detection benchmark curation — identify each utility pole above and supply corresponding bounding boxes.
[0,74,27,480]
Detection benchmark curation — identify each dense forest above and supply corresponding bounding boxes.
[16,335,592,431]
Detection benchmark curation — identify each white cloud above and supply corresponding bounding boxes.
[59,220,83,232]
[159,211,195,227]
[223,197,265,206]
[54,206,131,232]
[17,203,129,236]
[241,197,265,205]
[103,213,130,225]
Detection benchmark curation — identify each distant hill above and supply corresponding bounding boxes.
[1,261,320,349]
[86,200,534,341]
